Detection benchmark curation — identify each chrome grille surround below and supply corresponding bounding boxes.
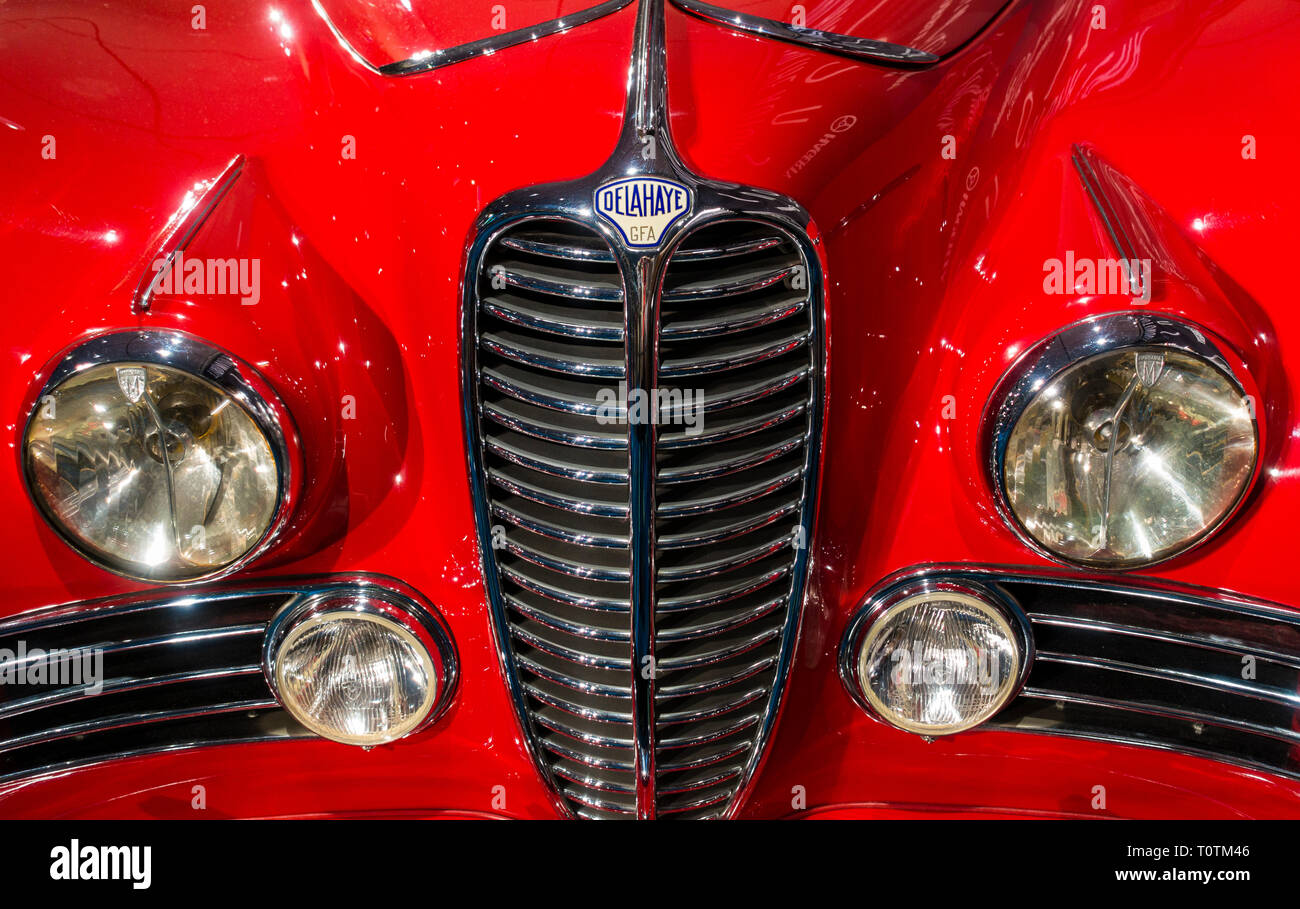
[841,567,1300,783]
[461,0,823,822]
[0,575,446,783]
[465,217,822,818]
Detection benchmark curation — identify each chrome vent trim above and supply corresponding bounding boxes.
[465,218,822,819]
[0,575,429,783]
[670,0,940,67]
[850,569,1300,783]
[312,0,636,77]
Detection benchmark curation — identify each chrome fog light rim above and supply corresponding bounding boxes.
[262,586,458,746]
[840,579,1034,736]
[984,312,1261,570]
[20,330,298,584]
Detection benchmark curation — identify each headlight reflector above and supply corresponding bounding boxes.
[994,316,1258,568]
[266,590,456,747]
[22,333,292,582]
[848,582,1029,736]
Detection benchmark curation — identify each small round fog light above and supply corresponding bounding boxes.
[843,581,1031,736]
[264,588,456,746]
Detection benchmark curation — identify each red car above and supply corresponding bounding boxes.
[1,0,1298,820]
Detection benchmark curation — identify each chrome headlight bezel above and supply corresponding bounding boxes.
[20,330,299,584]
[983,312,1262,570]
[262,585,459,747]
[839,577,1034,736]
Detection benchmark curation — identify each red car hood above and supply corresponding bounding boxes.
[4,0,1300,820]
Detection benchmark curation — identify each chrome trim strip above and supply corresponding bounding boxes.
[0,726,307,787]
[659,330,812,377]
[1071,144,1144,295]
[490,501,629,547]
[489,468,630,517]
[132,155,244,314]
[657,400,808,448]
[982,716,1300,785]
[670,0,939,67]
[486,437,629,484]
[493,264,623,302]
[501,538,631,581]
[656,467,801,516]
[623,1,667,817]
[511,601,631,642]
[1035,651,1300,709]
[0,625,262,675]
[658,536,790,581]
[502,565,629,610]
[0,656,263,722]
[482,299,625,342]
[308,0,383,74]
[661,297,808,341]
[1028,613,1300,670]
[0,586,280,635]
[659,654,776,698]
[501,233,782,263]
[1020,688,1300,747]
[312,0,636,77]
[658,431,805,483]
[519,654,631,698]
[662,261,796,301]
[0,698,280,754]
[480,331,626,378]
[659,687,766,723]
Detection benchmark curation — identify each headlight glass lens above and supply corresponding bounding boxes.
[857,589,1023,735]
[274,609,438,746]
[1003,347,1257,567]
[24,361,281,581]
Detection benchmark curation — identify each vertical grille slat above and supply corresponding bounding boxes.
[469,215,820,818]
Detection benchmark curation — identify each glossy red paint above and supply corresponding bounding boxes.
[315,0,621,69]
[696,0,1011,56]
[2,0,1300,818]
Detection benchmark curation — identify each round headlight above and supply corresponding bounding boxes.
[265,589,457,747]
[991,314,1259,568]
[22,332,293,583]
[845,581,1030,736]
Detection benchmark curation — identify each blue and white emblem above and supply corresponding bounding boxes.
[594,177,692,248]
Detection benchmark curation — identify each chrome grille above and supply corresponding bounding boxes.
[0,585,312,781]
[652,222,815,817]
[467,218,821,818]
[476,220,637,815]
